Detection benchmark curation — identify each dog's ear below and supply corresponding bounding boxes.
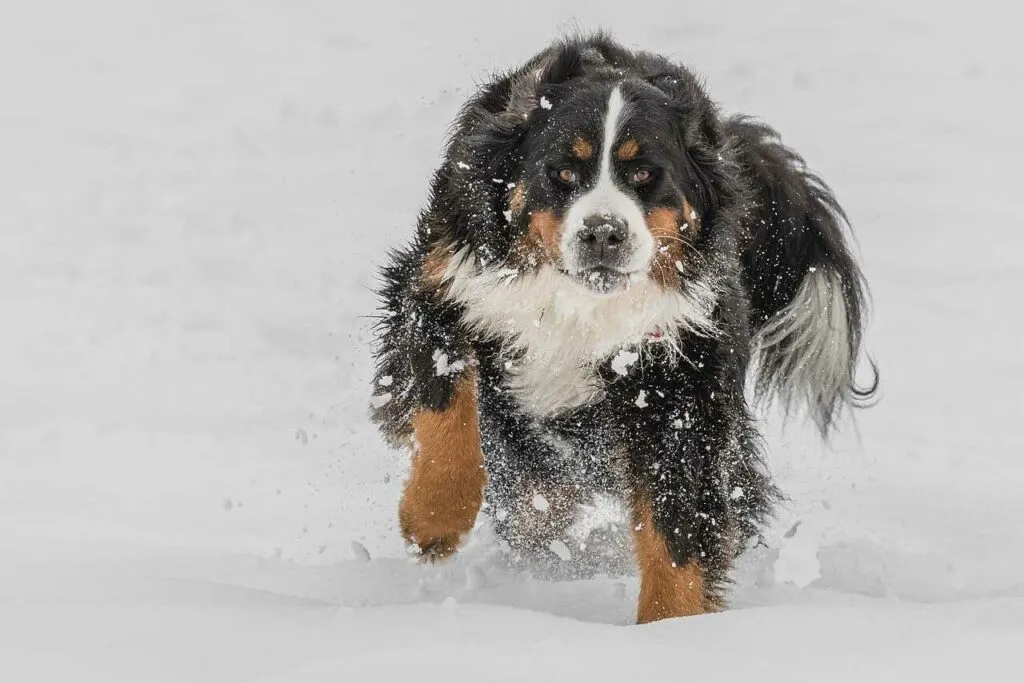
[503,43,585,119]
[645,72,737,222]
[461,42,586,172]
[646,73,720,148]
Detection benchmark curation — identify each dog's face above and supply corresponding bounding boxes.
[429,48,728,415]
[509,79,706,295]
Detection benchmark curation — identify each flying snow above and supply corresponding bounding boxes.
[432,350,466,377]
[611,349,640,376]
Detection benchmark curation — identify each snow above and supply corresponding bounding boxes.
[432,349,466,377]
[2,0,1023,680]
[549,539,573,562]
[611,348,640,375]
[369,392,392,408]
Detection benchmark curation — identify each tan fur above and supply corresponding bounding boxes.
[616,138,640,161]
[645,207,685,289]
[572,136,594,160]
[399,370,486,560]
[644,201,704,289]
[632,494,714,623]
[527,210,564,263]
[509,183,527,214]
[422,245,453,289]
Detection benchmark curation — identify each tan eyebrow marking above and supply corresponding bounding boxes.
[572,137,594,160]
[616,138,640,161]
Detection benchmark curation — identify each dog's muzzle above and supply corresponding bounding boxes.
[566,212,641,293]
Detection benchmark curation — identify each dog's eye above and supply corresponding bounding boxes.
[555,167,577,185]
[632,168,654,184]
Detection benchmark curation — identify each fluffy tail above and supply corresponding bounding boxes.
[726,116,878,435]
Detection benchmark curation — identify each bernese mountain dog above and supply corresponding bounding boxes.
[370,34,876,624]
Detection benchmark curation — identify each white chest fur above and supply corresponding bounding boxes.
[442,254,717,416]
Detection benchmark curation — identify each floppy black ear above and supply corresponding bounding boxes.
[646,72,738,223]
[434,42,588,254]
[645,72,723,150]
[460,42,588,175]
[502,42,587,121]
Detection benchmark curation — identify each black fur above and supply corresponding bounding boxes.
[369,34,876,603]
[727,117,878,431]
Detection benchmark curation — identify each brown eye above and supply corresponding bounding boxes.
[632,168,654,184]
[556,168,577,184]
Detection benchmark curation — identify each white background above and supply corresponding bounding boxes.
[2,1,1022,680]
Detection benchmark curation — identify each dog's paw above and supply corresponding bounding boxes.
[406,533,464,563]
[399,501,476,563]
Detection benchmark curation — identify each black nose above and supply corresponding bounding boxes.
[577,214,629,261]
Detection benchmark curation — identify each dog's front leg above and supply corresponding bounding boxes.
[608,351,756,623]
[399,368,486,560]
[371,248,485,561]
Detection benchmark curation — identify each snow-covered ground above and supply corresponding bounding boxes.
[2,1,1023,680]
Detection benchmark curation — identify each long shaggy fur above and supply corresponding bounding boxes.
[726,116,878,432]
[440,248,719,416]
[369,33,876,613]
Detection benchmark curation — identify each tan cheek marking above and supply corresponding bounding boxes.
[616,138,640,161]
[632,493,715,623]
[645,207,681,241]
[645,207,684,289]
[400,370,486,561]
[572,137,594,160]
[526,210,564,263]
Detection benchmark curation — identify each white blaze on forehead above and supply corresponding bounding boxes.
[560,86,654,276]
[598,87,627,184]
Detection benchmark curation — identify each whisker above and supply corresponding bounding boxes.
[655,235,710,268]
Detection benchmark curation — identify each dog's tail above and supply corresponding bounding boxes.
[726,116,878,436]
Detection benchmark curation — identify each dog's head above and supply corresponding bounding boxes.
[443,39,728,297]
